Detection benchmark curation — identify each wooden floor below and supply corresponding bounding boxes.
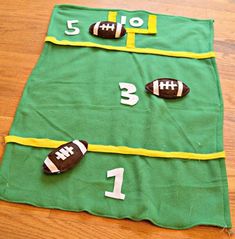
[0,0,234,238]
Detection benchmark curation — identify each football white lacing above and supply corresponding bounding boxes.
[55,146,74,160]
[99,23,115,31]
[159,81,178,90]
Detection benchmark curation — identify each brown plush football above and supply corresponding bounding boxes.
[43,140,88,174]
[145,78,190,99]
[89,21,126,39]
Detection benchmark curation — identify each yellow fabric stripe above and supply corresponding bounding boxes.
[126,28,149,34]
[45,36,216,59]
[126,32,135,48]
[5,135,66,148]
[108,11,117,22]
[148,15,157,34]
[126,14,157,34]
[5,135,225,160]
[108,11,157,35]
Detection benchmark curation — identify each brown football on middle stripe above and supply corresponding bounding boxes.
[89,21,126,39]
[43,140,88,174]
[145,78,190,99]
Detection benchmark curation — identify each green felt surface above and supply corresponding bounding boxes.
[0,5,231,229]
[49,5,214,52]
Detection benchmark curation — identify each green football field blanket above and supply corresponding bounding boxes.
[0,4,231,229]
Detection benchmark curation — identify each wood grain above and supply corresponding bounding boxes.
[0,0,234,238]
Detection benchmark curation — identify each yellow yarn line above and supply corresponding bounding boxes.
[108,11,117,22]
[148,15,157,34]
[107,11,157,49]
[126,32,135,48]
[125,16,157,34]
[5,136,66,148]
[5,135,225,160]
[45,36,215,59]
[108,11,157,34]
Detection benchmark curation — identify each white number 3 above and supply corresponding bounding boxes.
[105,168,125,200]
[119,82,139,106]
[65,20,80,35]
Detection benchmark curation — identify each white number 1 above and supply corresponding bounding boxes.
[105,168,125,200]
[65,20,80,35]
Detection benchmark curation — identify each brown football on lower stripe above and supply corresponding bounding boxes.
[43,140,88,174]
[89,21,126,39]
[145,78,190,99]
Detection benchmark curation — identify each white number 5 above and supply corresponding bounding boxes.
[65,20,80,35]
[119,82,139,106]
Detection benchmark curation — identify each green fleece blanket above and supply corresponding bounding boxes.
[0,4,231,229]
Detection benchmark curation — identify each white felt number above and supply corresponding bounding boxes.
[105,168,125,200]
[65,20,80,35]
[129,17,144,27]
[120,16,144,28]
[120,16,127,25]
[119,82,139,106]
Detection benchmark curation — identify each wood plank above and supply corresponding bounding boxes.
[0,201,232,239]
